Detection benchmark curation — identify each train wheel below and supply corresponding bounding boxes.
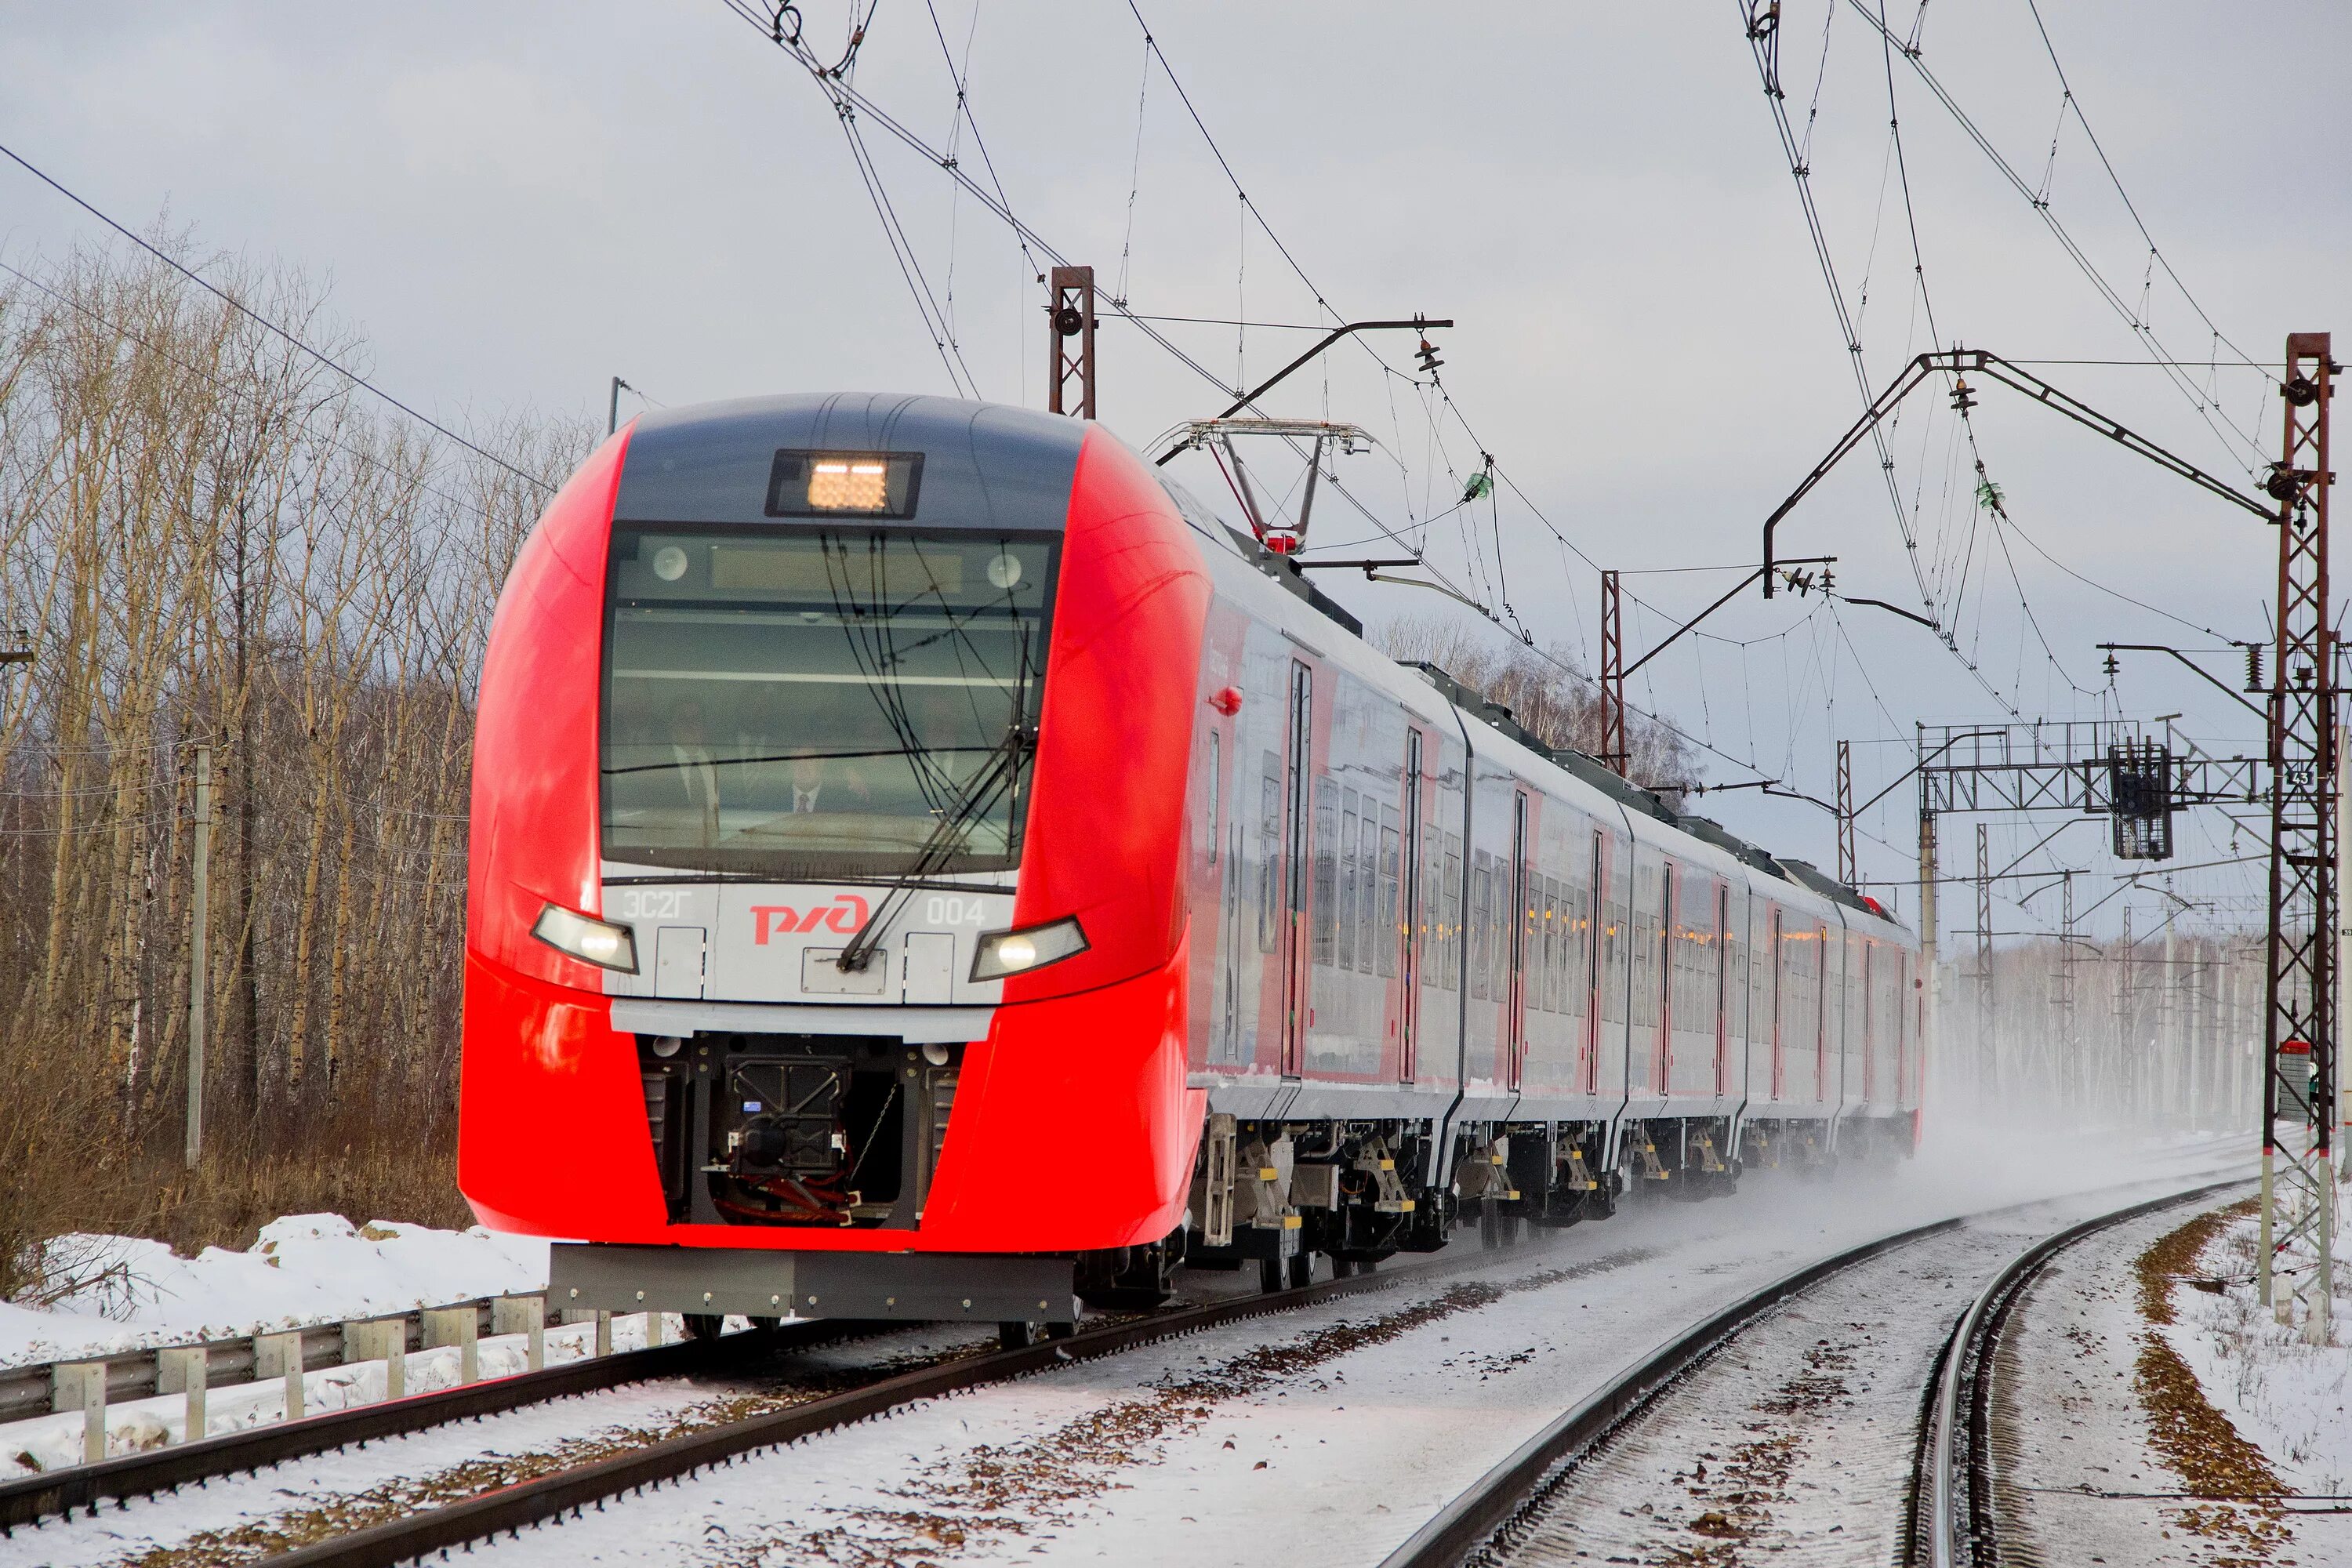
[1045,1320,1078,1340]
[1075,1229,1186,1310]
[1286,1251,1312,1289]
[998,1321,1040,1350]
[750,1316,785,1334]
[1259,1254,1286,1294]
[682,1312,726,1342]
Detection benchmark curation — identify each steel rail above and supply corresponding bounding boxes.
[1919,1178,2244,1568]
[1378,1173,2247,1568]
[239,1231,1597,1568]
[0,1322,866,1533]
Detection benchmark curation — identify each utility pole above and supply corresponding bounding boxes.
[1599,570,1625,776]
[608,376,633,437]
[1046,266,1098,418]
[1976,822,1994,1104]
[187,745,212,1170]
[2058,872,2078,1116]
[2162,915,2180,1128]
[1835,739,1855,886]
[1917,722,1938,1098]
[2340,706,2352,1171]
[2126,907,2145,1114]
[2258,330,2336,1337]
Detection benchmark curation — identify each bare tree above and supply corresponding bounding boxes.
[0,242,590,1289]
[1375,614,1701,801]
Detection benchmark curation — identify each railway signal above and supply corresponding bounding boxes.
[1045,265,1096,418]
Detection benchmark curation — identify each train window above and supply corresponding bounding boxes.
[601,528,1051,878]
[1443,834,1463,992]
[1313,784,1338,967]
[1339,789,1361,971]
[1724,890,1745,1046]
[1378,808,1401,979]
[1468,853,1491,1000]
[1600,844,1628,1026]
[1552,875,1570,1014]
[1204,730,1221,866]
[1258,753,1281,954]
[1531,878,1548,1014]
[1629,862,1657,1031]
[1847,931,1867,1059]
[1540,878,1559,1013]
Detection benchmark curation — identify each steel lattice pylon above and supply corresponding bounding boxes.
[2259,332,2338,1335]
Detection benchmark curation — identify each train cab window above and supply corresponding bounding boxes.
[601,529,1054,878]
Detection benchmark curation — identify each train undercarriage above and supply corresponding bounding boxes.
[553,1040,1913,1343]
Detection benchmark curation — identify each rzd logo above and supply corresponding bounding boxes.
[752,895,870,944]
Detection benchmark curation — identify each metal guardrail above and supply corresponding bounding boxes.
[0,1294,554,1425]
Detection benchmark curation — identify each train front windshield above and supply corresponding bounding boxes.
[601,529,1056,880]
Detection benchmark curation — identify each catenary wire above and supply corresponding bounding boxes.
[0,139,551,493]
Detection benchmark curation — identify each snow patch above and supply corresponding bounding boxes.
[0,1215,554,1370]
[2166,1210,2352,1494]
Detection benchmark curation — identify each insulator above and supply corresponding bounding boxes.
[1054,305,1085,338]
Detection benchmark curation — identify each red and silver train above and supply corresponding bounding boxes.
[459,393,1922,1334]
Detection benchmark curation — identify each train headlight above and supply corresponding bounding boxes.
[971,916,1088,982]
[532,903,639,973]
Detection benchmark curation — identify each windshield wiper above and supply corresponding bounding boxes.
[833,724,1033,975]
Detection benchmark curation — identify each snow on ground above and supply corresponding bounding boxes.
[0,1321,1000,1568]
[437,1131,2250,1568]
[2168,1207,2352,1497]
[0,1214,553,1371]
[1500,1202,2106,1567]
[0,1127,2249,1566]
[1998,1205,2228,1567]
[0,1312,689,1479]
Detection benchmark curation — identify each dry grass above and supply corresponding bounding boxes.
[2136,1196,2259,1325]
[2132,1201,2292,1566]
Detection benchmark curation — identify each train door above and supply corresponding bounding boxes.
[1279,660,1313,1077]
[1507,790,1530,1093]
[1722,888,1740,1100]
[1769,907,1786,1100]
[1815,923,1832,1106]
[1584,829,1606,1095]
[1400,729,1424,1081]
[1654,860,1675,1097]
[1862,941,1877,1103]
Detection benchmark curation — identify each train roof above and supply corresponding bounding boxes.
[613,393,1086,534]
[1162,462,1902,925]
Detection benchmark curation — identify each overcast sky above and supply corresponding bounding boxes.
[6,2,2345,938]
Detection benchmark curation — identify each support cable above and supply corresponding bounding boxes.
[0,139,550,492]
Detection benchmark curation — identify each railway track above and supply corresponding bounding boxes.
[0,1319,869,1533]
[3,1221,1589,1566]
[1909,1182,2234,1568]
[7,1166,2248,1566]
[1377,1172,2248,1568]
